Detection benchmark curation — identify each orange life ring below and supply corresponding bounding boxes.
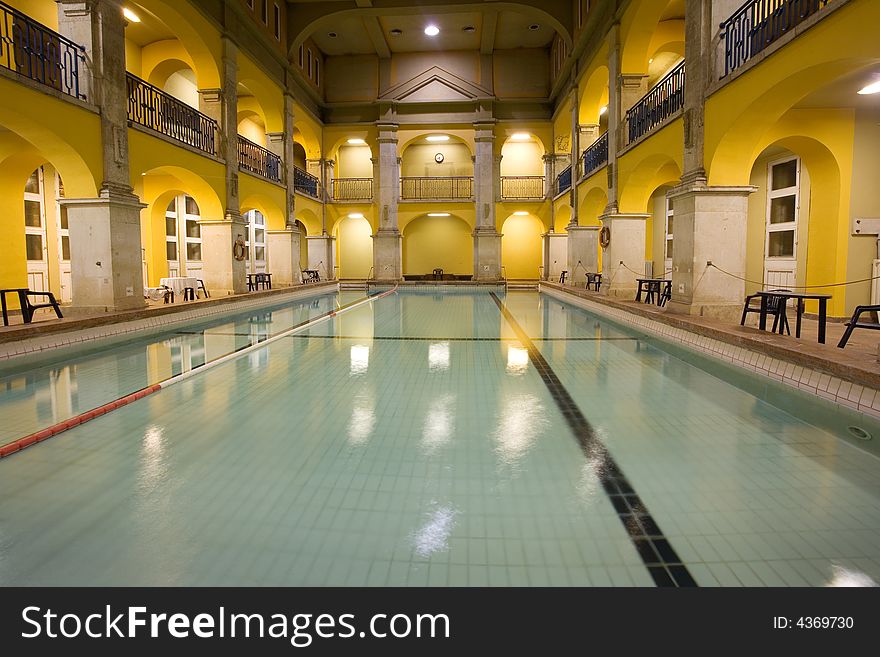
[599,226,611,249]
[233,237,246,261]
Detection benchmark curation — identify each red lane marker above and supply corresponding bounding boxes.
[0,383,163,460]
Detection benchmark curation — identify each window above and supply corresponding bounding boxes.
[307,49,312,77]
[765,157,799,259]
[298,45,303,67]
[260,0,267,24]
[165,195,202,273]
[245,210,267,273]
[273,4,280,40]
[664,197,674,262]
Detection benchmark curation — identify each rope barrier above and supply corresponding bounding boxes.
[707,263,879,290]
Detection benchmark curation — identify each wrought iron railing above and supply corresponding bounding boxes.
[625,62,685,145]
[127,73,217,155]
[331,178,373,201]
[500,176,545,200]
[0,1,85,99]
[238,136,283,183]
[720,0,832,78]
[582,132,609,178]
[294,166,321,198]
[554,165,572,196]
[400,176,473,200]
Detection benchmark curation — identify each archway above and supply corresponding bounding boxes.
[335,215,373,279]
[502,213,544,280]
[402,214,473,277]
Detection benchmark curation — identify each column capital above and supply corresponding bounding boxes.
[198,88,223,103]
[619,73,649,89]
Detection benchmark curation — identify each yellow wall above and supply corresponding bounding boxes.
[403,215,473,276]
[501,215,543,279]
[238,117,266,146]
[499,141,544,177]
[401,143,473,177]
[336,216,373,278]
[337,145,373,178]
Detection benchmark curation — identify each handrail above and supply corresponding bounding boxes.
[720,0,832,78]
[554,165,572,196]
[294,166,321,198]
[625,61,685,144]
[500,176,545,200]
[400,176,473,200]
[582,132,609,178]
[238,135,283,183]
[0,1,86,99]
[331,177,373,201]
[126,72,217,155]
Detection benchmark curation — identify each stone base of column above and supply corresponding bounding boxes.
[473,228,502,281]
[307,234,337,281]
[61,191,147,313]
[665,184,756,321]
[199,213,248,295]
[566,225,600,287]
[372,229,401,281]
[267,227,303,286]
[542,232,567,282]
[598,212,649,298]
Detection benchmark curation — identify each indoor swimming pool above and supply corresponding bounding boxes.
[1,287,879,587]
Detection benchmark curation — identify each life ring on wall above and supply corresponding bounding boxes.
[233,237,247,261]
[599,226,611,249]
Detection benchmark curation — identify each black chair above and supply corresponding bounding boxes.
[585,273,601,291]
[21,291,64,323]
[741,289,791,335]
[183,287,196,301]
[433,268,443,280]
[162,285,174,304]
[658,281,672,307]
[197,279,209,298]
[559,270,568,284]
[838,304,880,348]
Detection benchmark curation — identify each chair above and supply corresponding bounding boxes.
[741,289,791,335]
[161,286,174,304]
[585,273,602,292]
[197,280,209,298]
[838,304,880,348]
[559,270,568,284]
[433,268,443,281]
[658,281,672,307]
[20,290,64,323]
[183,287,196,301]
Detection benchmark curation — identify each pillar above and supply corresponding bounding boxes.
[307,234,335,280]
[267,226,303,286]
[57,0,145,312]
[473,121,501,280]
[543,232,568,282]
[372,122,401,280]
[567,226,600,286]
[598,212,649,298]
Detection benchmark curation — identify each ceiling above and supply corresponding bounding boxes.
[304,7,557,58]
[794,67,880,110]
[123,3,178,47]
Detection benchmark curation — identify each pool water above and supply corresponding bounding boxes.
[0,288,878,587]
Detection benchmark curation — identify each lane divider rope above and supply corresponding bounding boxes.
[0,285,399,460]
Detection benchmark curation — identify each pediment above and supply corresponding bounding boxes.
[380,66,493,104]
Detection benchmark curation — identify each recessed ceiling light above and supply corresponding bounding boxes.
[123,8,140,23]
[513,211,529,216]
[347,138,366,145]
[424,25,440,36]
[858,80,880,95]
[462,26,476,33]
[510,132,531,141]
[428,212,450,217]
[389,29,402,36]
[648,58,654,64]
[528,24,540,31]
[328,32,338,38]
[599,105,608,116]
[426,135,450,142]
[348,213,364,219]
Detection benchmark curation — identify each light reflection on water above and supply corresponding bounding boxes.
[493,393,548,468]
[411,504,458,558]
[421,394,455,453]
[347,394,376,446]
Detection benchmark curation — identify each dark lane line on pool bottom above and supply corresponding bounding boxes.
[488,291,697,588]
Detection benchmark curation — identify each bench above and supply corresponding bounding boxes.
[837,304,880,348]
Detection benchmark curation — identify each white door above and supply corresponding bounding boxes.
[245,209,267,274]
[664,196,673,276]
[166,195,203,279]
[165,199,180,277]
[55,173,72,303]
[763,157,800,289]
[24,168,49,291]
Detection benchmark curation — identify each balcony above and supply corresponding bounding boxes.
[0,1,85,100]
[294,166,321,199]
[625,62,685,145]
[720,0,832,78]
[553,165,572,197]
[582,132,609,178]
[331,178,373,201]
[500,176,545,201]
[400,176,473,201]
[126,73,217,155]
[238,136,283,183]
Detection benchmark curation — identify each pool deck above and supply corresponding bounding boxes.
[541,282,880,416]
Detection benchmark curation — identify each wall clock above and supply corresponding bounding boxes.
[434,152,444,163]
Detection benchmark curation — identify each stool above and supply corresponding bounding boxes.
[197,280,209,298]
[183,287,196,301]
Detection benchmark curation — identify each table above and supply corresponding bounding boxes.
[635,278,671,306]
[302,270,320,283]
[160,277,198,298]
[756,291,832,344]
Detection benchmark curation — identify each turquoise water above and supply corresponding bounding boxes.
[0,288,878,586]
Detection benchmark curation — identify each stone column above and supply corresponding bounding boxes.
[665,0,757,319]
[543,232,567,282]
[372,123,401,280]
[605,27,622,212]
[542,153,556,197]
[566,226,600,286]
[598,212,649,298]
[267,226,303,286]
[307,234,335,280]
[57,0,146,312]
[473,121,501,280]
